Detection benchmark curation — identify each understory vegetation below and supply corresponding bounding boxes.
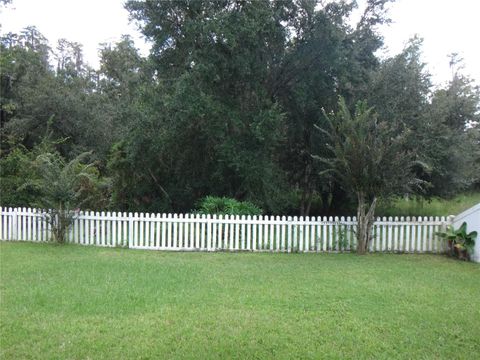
[377,192,480,217]
[1,242,479,359]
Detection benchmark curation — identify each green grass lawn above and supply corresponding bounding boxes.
[1,242,479,359]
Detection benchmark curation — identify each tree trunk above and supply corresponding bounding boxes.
[356,193,377,255]
[299,153,313,217]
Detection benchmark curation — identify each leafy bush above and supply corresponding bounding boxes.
[436,222,477,260]
[0,145,42,207]
[21,151,108,244]
[195,196,263,216]
[1,129,109,244]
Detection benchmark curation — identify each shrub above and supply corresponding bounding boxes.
[436,222,477,260]
[195,196,263,216]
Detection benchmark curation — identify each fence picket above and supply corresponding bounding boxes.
[224,215,230,251]
[270,217,275,251]
[32,208,38,242]
[86,211,92,245]
[206,214,212,251]
[252,215,257,251]
[411,217,417,253]
[436,217,444,252]
[189,214,194,249]
[2,208,6,240]
[429,216,435,252]
[280,216,286,252]
[166,213,172,248]
[289,216,295,252]
[304,216,310,252]
[260,217,265,250]
[172,213,178,248]
[246,215,251,251]
[0,208,3,240]
[143,212,149,248]
[217,214,222,250]
[417,216,423,252]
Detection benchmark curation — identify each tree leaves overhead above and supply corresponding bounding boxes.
[1,1,479,215]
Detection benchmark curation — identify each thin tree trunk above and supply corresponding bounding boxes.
[300,154,313,217]
[356,193,377,254]
[148,168,176,212]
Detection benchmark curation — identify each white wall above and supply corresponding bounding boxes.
[453,203,480,263]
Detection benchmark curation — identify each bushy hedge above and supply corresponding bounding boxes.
[195,196,263,216]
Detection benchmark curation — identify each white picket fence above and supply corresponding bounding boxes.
[0,207,452,253]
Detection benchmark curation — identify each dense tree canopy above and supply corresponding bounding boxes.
[1,0,479,216]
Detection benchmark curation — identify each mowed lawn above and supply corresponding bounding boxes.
[1,243,479,359]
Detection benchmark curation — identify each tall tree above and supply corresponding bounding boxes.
[276,0,392,215]
[423,56,480,196]
[316,97,420,254]
[122,0,291,212]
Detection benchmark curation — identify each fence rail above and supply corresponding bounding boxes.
[0,207,451,253]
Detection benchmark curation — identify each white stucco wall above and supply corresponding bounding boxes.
[453,203,480,263]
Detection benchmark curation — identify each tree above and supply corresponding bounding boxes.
[275,0,392,215]
[315,97,421,254]
[24,151,107,243]
[421,55,480,197]
[121,0,290,213]
[0,28,101,158]
[122,0,395,215]
[1,122,108,243]
[96,35,152,141]
[368,37,431,133]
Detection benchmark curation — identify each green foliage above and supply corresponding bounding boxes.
[376,193,480,217]
[21,150,108,243]
[117,0,293,213]
[0,145,41,206]
[0,127,108,243]
[195,196,263,216]
[316,97,421,200]
[421,61,480,197]
[436,222,477,259]
[1,3,479,216]
[368,42,480,198]
[315,96,422,253]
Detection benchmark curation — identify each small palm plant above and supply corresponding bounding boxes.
[436,222,477,260]
[22,151,102,243]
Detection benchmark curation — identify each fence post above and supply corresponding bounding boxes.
[12,207,18,241]
[0,207,2,240]
[128,212,134,249]
[206,214,212,251]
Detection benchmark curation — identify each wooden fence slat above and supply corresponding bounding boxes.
[417,216,424,252]
[246,215,251,251]
[428,216,435,252]
[206,214,212,251]
[304,216,310,252]
[262,215,267,250]
[173,213,177,249]
[166,213,172,249]
[87,211,92,245]
[252,215,257,250]
[280,216,286,252]
[291,216,297,252]
[1,208,5,240]
[269,216,275,251]
[143,212,149,248]
[0,208,3,240]
[219,214,224,250]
